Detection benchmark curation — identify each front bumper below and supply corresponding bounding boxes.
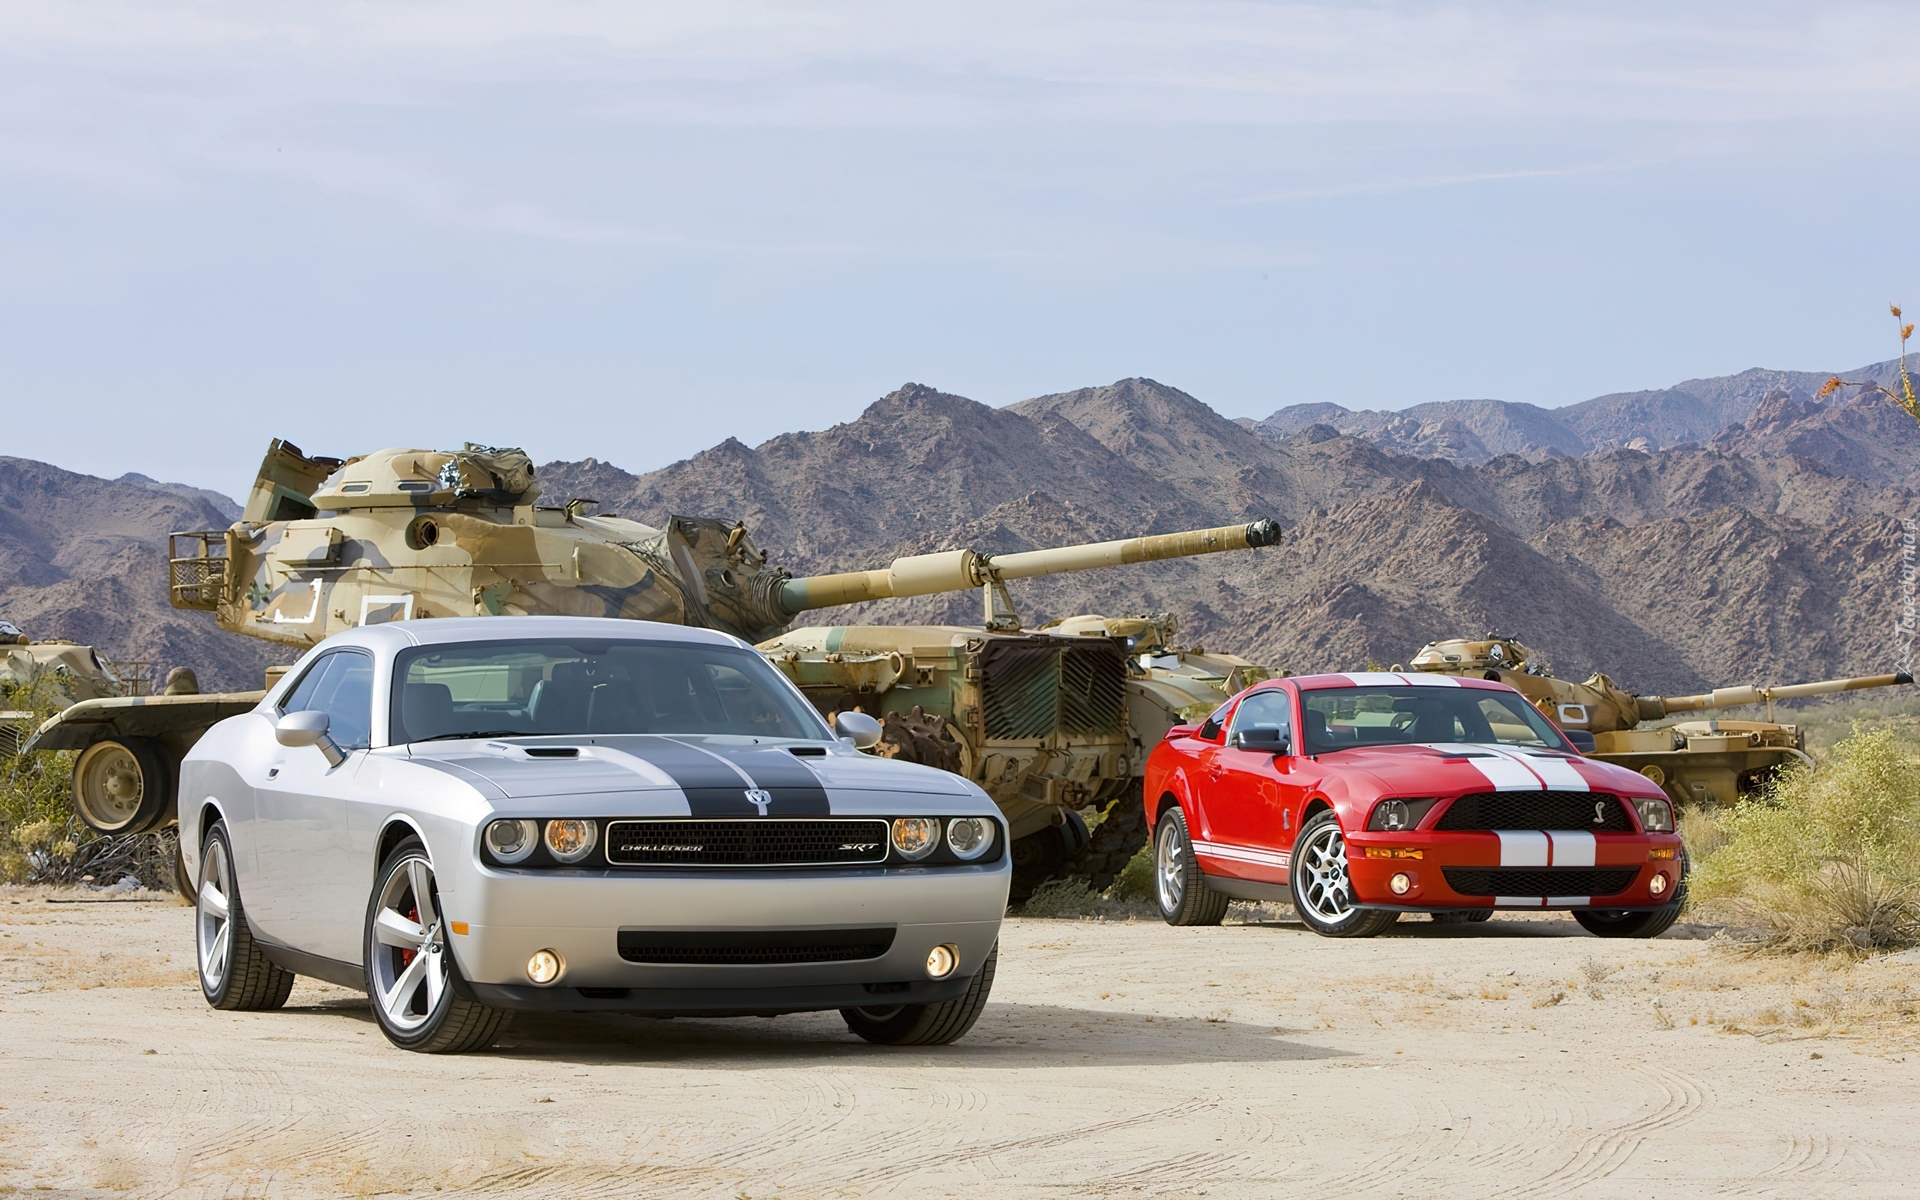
[441,861,1009,1004]
[1344,829,1684,911]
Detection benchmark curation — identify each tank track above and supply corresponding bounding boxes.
[1057,781,1148,893]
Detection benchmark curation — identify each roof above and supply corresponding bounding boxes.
[330,615,748,652]
[1283,671,1508,692]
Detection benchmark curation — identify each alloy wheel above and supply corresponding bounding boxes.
[1155,818,1186,913]
[196,838,233,992]
[370,856,448,1033]
[1296,822,1356,923]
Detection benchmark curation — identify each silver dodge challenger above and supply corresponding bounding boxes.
[178,616,1009,1053]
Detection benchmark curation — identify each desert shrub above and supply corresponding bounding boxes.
[1691,728,1920,953]
[1018,878,1103,918]
[1105,842,1155,901]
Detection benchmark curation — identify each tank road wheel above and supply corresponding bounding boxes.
[1575,854,1689,940]
[842,942,997,1046]
[1290,810,1399,939]
[72,737,173,834]
[366,838,511,1053]
[1153,807,1228,927]
[197,822,295,1011]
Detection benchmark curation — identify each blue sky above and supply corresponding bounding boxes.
[3,1,1918,499]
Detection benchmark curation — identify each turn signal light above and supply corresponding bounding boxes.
[1365,847,1423,860]
[1649,847,1677,860]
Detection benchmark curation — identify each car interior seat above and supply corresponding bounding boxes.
[400,682,459,742]
[529,662,594,732]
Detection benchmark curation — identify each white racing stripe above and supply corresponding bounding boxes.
[1546,896,1592,907]
[1495,896,1544,908]
[1495,830,1549,866]
[1547,830,1597,867]
[1397,673,1460,686]
[1342,671,1408,686]
[1504,748,1590,791]
[1429,744,1543,790]
[1192,840,1291,870]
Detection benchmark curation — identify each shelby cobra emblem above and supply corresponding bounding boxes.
[745,788,774,815]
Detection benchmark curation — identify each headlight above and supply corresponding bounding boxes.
[891,817,939,860]
[544,818,598,863]
[1368,798,1439,832]
[1633,797,1674,833]
[484,818,539,864]
[945,817,996,861]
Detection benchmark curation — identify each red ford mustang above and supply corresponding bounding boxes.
[1142,672,1686,938]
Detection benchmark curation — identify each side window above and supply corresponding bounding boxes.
[1197,701,1232,741]
[281,651,375,750]
[280,653,339,716]
[1228,691,1292,735]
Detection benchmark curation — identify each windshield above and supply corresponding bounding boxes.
[1298,685,1573,755]
[389,639,831,743]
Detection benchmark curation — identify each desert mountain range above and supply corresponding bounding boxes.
[2,358,1914,697]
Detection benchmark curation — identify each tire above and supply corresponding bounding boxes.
[72,737,174,835]
[197,822,295,1011]
[841,942,997,1046]
[1152,806,1229,927]
[365,837,511,1053]
[1010,816,1086,903]
[1429,910,1493,925]
[1289,810,1400,938]
[1575,858,1688,939]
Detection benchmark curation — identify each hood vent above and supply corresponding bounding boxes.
[523,746,581,759]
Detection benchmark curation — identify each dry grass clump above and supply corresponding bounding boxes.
[1105,842,1155,901]
[1691,729,1920,953]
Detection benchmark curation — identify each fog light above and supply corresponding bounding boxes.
[1390,873,1412,895]
[544,819,597,863]
[891,817,939,861]
[526,948,565,985]
[1649,872,1669,897]
[926,943,959,979]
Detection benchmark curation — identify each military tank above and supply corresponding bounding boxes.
[761,608,1285,896]
[1406,636,1912,806]
[28,439,1284,861]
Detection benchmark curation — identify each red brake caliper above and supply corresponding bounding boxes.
[400,901,419,968]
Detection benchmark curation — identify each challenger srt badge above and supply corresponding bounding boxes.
[745,788,774,816]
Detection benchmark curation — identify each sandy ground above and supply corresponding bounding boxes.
[1,888,1916,1199]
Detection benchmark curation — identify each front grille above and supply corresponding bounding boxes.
[977,635,1127,740]
[617,928,896,965]
[604,819,888,867]
[1434,791,1633,832]
[1443,868,1640,897]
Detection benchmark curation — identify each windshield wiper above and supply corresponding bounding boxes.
[416,729,535,742]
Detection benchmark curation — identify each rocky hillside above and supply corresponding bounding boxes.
[542,378,1915,696]
[0,459,287,693]
[1245,358,1918,466]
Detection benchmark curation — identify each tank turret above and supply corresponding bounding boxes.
[1408,635,1914,806]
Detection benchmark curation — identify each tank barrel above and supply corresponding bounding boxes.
[1649,671,1914,717]
[776,519,1281,616]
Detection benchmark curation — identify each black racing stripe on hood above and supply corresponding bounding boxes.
[627,739,831,817]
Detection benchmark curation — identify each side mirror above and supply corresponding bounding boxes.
[1229,726,1290,754]
[276,710,346,767]
[833,711,883,751]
